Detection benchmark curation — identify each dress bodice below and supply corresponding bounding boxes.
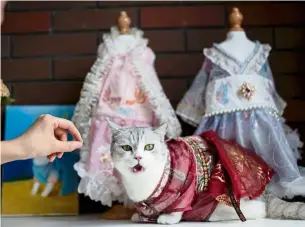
[203,41,286,118]
[96,38,154,122]
[176,42,287,127]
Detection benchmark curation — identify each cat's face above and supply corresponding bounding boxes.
[108,121,168,177]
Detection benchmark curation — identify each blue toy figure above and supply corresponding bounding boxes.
[31,151,79,197]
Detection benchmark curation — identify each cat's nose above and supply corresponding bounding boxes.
[134,156,142,161]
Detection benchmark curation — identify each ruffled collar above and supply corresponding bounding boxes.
[203,41,271,76]
[98,26,148,56]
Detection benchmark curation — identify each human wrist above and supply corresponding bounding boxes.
[1,138,28,163]
[7,138,28,160]
[13,137,31,160]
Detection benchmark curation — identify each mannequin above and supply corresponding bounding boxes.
[97,11,136,55]
[217,8,256,63]
[113,11,135,52]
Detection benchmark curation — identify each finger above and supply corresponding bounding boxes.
[54,129,67,159]
[48,152,63,160]
[48,154,56,162]
[54,128,68,142]
[53,117,82,142]
[55,141,83,153]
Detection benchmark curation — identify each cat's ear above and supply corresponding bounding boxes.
[153,123,168,137]
[107,119,122,135]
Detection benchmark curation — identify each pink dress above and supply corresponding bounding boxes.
[73,27,182,206]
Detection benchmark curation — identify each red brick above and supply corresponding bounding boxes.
[141,6,225,28]
[275,28,305,49]
[13,82,83,105]
[2,12,50,33]
[187,29,226,51]
[12,33,97,57]
[246,28,274,46]
[270,52,305,74]
[2,59,51,81]
[54,9,137,31]
[156,54,204,76]
[98,1,173,7]
[274,75,305,99]
[145,30,184,52]
[160,79,187,102]
[229,3,305,26]
[187,28,273,51]
[9,1,96,10]
[284,100,305,122]
[1,36,10,57]
[54,56,96,80]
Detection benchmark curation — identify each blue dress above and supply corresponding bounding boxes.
[176,41,305,198]
[32,152,79,196]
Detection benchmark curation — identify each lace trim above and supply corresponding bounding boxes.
[101,26,148,56]
[74,161,124,207]
[203,42,271,76]
[72,56,113,163]
[204,105,280,120]
[250,44,271,75]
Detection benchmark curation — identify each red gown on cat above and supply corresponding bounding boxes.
[134,131,274,222]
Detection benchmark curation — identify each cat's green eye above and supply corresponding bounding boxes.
[121,145,132,151]
[144,144,154,151]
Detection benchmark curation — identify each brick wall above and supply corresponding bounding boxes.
[2,1,305,211]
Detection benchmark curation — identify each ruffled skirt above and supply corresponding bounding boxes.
[195,109,305,198]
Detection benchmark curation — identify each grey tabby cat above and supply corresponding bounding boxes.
[107,120,267,224]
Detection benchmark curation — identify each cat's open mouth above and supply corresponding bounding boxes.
[132,164,144,173]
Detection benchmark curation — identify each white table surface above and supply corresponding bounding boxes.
[1,215,305,227]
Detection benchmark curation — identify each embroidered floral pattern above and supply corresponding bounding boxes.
[216,194,232,207]
[238,82,256,101]
[103,87,121,109]
[125,88,148,105]
[223,143,268,185]
[185,136,213,192]
[135,88,148,104]
[216,82,230,105]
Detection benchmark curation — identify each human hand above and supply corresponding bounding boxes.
[16,114,83,162]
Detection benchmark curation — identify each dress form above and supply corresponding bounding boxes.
[115,11,136,52]
[217,8,255,63]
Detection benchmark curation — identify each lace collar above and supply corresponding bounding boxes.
[203,41,271,76]
[98,26,149,57]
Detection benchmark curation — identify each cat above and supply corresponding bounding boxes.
[108,120,272,224]
[31,156,59,197]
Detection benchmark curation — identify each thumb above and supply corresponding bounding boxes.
[55,140,83,153]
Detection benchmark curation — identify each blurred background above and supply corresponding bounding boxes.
[1,0,305,213]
